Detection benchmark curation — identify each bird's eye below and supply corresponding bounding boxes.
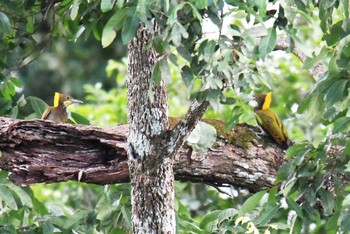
[66,96,70,100]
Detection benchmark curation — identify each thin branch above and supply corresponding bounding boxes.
[167,100,210,155]
[275,38,326,80]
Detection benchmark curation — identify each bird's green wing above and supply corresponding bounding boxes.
[256,109,287,145]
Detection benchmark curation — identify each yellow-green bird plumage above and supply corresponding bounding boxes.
[41,92,82,123]
[254,92,291,149]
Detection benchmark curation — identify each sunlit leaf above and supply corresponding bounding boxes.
[187,121,217,152]
[10,77,23,88]
[258,27,276,58]
[238,190,266,216]
[333,117,350,133]
[2,182,32,207]
[71,0,80,20]
[0,12,11,34]
[102,9,128,47]
[199,210,220,231]
[101,0,113,12]
[217,208,238,224]
[0,185,17,210]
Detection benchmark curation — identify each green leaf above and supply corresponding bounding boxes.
[195,0,208,9]
[0,12,11,34]
[217,208,238,224]
[6,81,15,96]
[71,0,80,20]
[171,23,182,47]
[298,92,324,121]
[276,163,292,182]
[10,77,23,88]
[318,189,334,216]
[121,8,140,45]
[255,202,279,225]
[9,106,18,118]
[333,117,350,133]
[342,193,350,206]
[294,148,310,166]
[176,198,193,221]
[0,185,17,210]
[187,121,217,152]
[102,28,116,48]
[286,144,308,159]
[238,190,266,216]
[153,37,167,55]
[204,40,216,62]
[152,59,171,85]
[70,112,90,125]
[27,96,48,118]
[152,61,162,85]
[170,21,189,47]
[303,47,331,69]
[32,196,49,215]
[63,210,89,229]
[0,86,11,100]
[199,210,220,231]
[3,182,32,207]
[181,65,194,87]
[42,221,54,234]
[180,221,202,233]
[136,0,150,17]
[121,205,131,229]
[177,46,192,62]
[286,197,303,218]
[258,27,277,58]
[102,9,128,48]
[101,0,113,13]
[325,79,348,105]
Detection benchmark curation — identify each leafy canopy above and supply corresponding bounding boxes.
[1,0,350,233]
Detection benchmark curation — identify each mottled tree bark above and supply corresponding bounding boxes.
[0,117,284,192]
[126,23,212,232]
[127,24,175,233]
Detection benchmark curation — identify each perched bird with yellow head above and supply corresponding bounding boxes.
[252,92,292,149]
[41,92,83,123]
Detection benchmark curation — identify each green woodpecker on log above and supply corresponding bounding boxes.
[253,92,292,149]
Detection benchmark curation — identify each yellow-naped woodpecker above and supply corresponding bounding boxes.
[41,92,83,123]
[253,92,292,149]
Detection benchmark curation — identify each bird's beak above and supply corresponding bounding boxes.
[63,99,83,107]
[72,98,83,104]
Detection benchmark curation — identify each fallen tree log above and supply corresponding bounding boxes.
[0,117,285,192]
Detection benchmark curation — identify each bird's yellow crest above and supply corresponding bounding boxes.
[262,92,272,110]
[54,92,60,107]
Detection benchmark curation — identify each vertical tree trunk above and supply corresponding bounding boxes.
[127,24,175,233]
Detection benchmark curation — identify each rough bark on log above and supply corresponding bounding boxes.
[0,117,284,192]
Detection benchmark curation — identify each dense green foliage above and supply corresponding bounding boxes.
[1,0,350,233]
